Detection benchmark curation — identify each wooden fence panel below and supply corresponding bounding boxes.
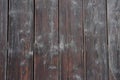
[0,0,119,80]
[7,0,34,80]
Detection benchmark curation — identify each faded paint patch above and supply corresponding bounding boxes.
[48,65,57,70]
[25,51,33,59]
[59,35,65,51]
[73,74,82,80]
[59,35,78,53]
[28,51,33,56]
[20,60,26,66]
[71,0,80,16]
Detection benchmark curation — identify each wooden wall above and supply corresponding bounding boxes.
[0,0,120,80]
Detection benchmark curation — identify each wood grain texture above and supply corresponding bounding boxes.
[0,0,8,80]
[83,0,108,80]
[0,0,119,80]
[34,0,59,80]
[7,0,34,80]
[59,0,84,80]
[107,0,120,80]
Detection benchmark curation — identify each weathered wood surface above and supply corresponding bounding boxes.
[0,0,120,80]
[83,0,108,80]
[59,0,84,80]
[34,0,59,80]
[107,0,120,80]
[7,0,34,80]
[0,0,8,80]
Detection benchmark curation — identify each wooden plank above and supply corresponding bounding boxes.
[34,0,59,80]
[0,0,8,80]
[59,0,84,80]
[7,0,34,80]
[107,0,120,80]
[83,0,108,80]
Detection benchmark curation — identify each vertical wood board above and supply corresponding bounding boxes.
[7,0,34,80]
[59,0,84,80]
[0,0,8,80]
[83,0,108,80]
[107,0,120,80]
[34,0,59,80]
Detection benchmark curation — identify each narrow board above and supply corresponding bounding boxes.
[34,0,59,80]
[7,0,34,80]
[59,0,84,80]
[0,0,8,80]
[107,0,120,80]
[83,0,108,80]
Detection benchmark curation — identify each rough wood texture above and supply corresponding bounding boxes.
[34,0,59,80]
[7,0,34,80]
[59,0,84,80]
[107,0,120,80]
[83,0,108,80]
[0,0,8,80]
[0,0,120,80]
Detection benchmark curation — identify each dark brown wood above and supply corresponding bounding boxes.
[34,0,59,80]
[83,0,108,80]
[59,0,84,80]
[107,0,120,80]
[0,0,8,80]
[0,0,120,80]
[7,0,34,80]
